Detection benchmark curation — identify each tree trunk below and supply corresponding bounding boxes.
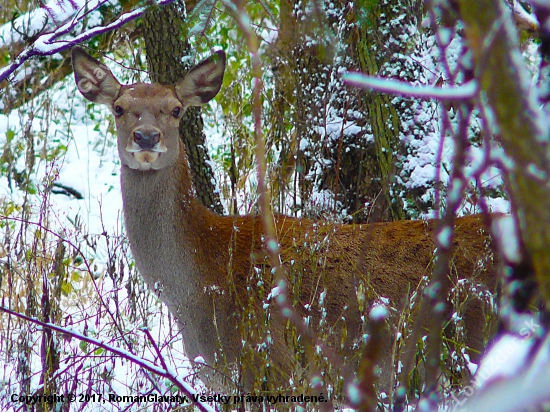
[272,0,428,223]
[142,1,224,214]
[275,0,370,221]
[344,0,426,222]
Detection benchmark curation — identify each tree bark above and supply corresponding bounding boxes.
[275,0,376,222]
[272,0,428,223]
[344,0,426,222]
[142,1,224,214]
[273,0,320,217]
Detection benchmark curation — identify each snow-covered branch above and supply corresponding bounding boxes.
[510,0,539,32]
[341,72,477,100]
[0,0,175,84]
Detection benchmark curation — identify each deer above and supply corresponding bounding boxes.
[71,46,498,400]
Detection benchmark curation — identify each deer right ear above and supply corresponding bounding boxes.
[175,50,226,110]
[72,47,121,105]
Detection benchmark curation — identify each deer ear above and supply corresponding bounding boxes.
[175,51,226,109]
[72,47,121,105]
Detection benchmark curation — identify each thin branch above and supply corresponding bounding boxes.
[226,1,347,408]
[142,328,169,372]
[1,214,141,362]
[342,72,477,100]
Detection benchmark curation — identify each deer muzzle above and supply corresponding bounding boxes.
[125,127,168,168]
[127,128,167,152]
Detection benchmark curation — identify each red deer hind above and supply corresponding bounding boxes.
[72,46,497,398]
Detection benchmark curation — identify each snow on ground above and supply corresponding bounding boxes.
[451,329,550,412]
[0,79,122,244]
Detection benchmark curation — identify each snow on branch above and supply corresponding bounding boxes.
[0,0,175,84]
[461,0,550,301]
[341,72,477,100]
[510,0,539,32]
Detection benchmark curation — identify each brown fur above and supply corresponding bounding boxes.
[72,47,497,396]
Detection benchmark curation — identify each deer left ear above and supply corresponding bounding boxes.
[175,51,226,110]
[72,47,121,105]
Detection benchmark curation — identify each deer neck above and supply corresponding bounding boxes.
[119,142,211,308]
[119,142,242,368]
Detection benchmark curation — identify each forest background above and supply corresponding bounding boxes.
[0,0,549,410]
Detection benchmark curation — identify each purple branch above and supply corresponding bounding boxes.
[342,72,477,100]
[0,305,214,412]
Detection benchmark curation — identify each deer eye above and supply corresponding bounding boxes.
[171,107,182,118]
[114,106,124,117]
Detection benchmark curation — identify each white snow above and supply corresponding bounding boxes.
[459,332,550,412]
[491,214,521,263]
[369,304,388,321]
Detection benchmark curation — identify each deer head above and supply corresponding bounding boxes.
[72,47,225,172]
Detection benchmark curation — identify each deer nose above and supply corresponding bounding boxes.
[134,129,160,150]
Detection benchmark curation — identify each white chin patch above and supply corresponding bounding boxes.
[132,151,160,170]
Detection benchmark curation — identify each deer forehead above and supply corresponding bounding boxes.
[117,83,181,114]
